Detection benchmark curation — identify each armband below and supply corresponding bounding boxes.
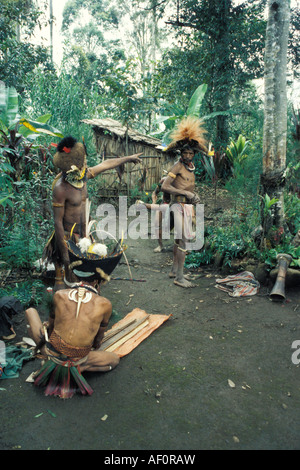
[52,202,64,208]
[168,172,177,179]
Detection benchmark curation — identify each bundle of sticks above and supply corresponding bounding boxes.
[99,315,150,352]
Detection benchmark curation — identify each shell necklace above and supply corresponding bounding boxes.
[68,285,97,318]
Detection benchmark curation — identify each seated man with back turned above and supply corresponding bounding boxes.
[26,239,124,398]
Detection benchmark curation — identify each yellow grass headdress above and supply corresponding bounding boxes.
[166,116,207,154]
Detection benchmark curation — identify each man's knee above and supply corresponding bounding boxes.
[25,307,38,322]
[111,353,120,369]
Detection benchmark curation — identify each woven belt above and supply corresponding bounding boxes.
[48,330,92,359]
[171,195,188,203]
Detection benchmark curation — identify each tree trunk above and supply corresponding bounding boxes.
[261,0,291,235]
[213,0,231,149]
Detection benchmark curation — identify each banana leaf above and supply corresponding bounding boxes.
[18,118,64,138]
[0,85,19,127]
[186,84,208,117]
[201,110,231,121]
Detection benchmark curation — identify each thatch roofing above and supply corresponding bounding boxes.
[81,118,164,149]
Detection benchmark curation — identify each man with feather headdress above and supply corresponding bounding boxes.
[162,116,207,288]
[45,136,142,291]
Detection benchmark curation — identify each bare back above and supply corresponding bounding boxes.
[52,290,112,348]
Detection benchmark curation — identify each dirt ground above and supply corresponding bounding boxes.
[1,195,300,451]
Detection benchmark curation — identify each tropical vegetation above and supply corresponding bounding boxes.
[0,0,299,306]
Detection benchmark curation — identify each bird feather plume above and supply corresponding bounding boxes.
[77,237,92,253]
[167,116,207,152]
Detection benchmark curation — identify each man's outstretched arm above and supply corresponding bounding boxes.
[87,153,143,179]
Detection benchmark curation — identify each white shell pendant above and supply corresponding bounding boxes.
[68,287,92,318]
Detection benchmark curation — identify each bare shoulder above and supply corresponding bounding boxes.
[169,161,183,175]
[53,179,68,199]
[94,295,112,312]
[53,290,69,303]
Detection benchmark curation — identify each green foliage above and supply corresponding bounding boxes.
[186,84,208,117]
[0,0,54,91]
[128,186,153,205]
[0,195,51,270]
[263,245,300,269]
[224,135,261,204]
[0,156,15,209]
[21,68,99,155]
[19,117,63,140]
[157,84,208,145]
[103,59,142,125]
[284,192,300,235]
[261,194,279,217]
[0,85,19,128]
[184,248,214,269]
[0,83,64,186]
[185,219,255,269]
[185,215,300,271]
[226,135,251,166]
[154,0,266,147]
[0,279,45,308]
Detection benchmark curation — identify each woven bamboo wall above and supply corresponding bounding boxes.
[92,130,175,195]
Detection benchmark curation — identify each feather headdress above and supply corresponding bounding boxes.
[53,136,86,172]
[166,116,207,154]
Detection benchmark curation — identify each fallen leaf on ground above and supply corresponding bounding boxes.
[228,379,236,388]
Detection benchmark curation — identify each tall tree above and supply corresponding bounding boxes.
[261,0,291,233]
[161,0,266,148]
[0,0,54,91]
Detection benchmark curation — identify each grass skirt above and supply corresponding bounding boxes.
[34,359,93,399]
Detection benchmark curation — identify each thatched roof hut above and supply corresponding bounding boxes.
[82,118,176,194]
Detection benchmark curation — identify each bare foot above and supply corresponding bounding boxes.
[154,246,162,253]
[173,278,196,288]
[169,272,192,280]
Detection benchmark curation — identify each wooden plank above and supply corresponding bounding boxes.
[101,316,149,350]
[102,319,137,344]
[100,315,150,350]
[105,320,150,352]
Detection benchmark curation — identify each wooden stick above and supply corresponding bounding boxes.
[100,315,150,351]
[102,319,137,343]
[105,320,149,352]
